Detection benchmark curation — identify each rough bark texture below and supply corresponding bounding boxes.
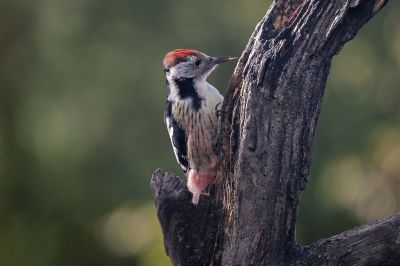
[151,0,400,265]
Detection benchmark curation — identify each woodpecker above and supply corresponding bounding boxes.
[163,49,236,204]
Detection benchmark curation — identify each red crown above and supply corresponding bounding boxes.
[163,49,200,68]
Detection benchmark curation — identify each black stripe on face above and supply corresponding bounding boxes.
[174,78,203,111]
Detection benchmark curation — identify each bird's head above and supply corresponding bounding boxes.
[163,49,237,81]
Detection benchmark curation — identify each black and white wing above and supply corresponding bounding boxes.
[164,101,189,173]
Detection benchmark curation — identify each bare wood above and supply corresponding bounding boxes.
[151,0,398,265]
[151,169,224,265]
[302,214,400,265]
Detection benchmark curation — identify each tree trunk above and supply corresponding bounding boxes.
[151,0,400,265]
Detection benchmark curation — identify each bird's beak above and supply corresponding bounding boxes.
[210,56,238,65]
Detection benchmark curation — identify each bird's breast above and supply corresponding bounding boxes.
[172,100,217,131]
[172,100,219,173]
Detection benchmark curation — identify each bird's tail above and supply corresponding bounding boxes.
[187,170,216,204]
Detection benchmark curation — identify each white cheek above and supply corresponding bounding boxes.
[169,67,178,77]
[170,63,195,78]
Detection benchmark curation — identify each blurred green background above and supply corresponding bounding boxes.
[0,0,399,265]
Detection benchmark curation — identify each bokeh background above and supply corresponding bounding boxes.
[0,0,399,265]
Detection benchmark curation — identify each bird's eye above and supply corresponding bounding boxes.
[194,59,201,66]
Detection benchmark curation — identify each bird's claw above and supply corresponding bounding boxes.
[215,102,224,118]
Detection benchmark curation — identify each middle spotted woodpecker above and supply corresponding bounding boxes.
[163,49,236,204]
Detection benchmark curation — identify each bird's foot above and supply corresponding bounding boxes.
[215,102,224,118]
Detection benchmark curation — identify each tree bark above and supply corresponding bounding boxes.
[151,0,400,265]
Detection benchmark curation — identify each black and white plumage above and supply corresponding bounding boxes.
[164,100,189,173]
[163,49,236,204]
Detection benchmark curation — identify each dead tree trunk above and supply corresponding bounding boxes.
[151,0,400,265]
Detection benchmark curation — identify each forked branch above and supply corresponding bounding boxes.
[151,0,399,265]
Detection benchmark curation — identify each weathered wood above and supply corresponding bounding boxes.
[302,214,400,266]
[151,169,224,265]
[151,0,399,265]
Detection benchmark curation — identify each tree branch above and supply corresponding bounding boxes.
[302,214,400,265]
[151,0,398,265]
[150,169,224,265]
